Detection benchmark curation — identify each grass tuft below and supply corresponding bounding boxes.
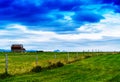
[0,73,12,79]
[47,61,64,69]
[30,66,42,73]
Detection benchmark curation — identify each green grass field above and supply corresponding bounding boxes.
[0,52,84,74]
[0,52,120,82]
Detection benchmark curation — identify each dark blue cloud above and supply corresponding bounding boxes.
[0,0,13,8]
[114,0,120,5]
[101,0,120,5]
[0,2,55,26]
[42,0,82,11]
[73,11,104,23]
[115,6,120,13]
[0,0,118,33]
[101,0,120,12]
[101,0,114,4]
[0,0,83,32]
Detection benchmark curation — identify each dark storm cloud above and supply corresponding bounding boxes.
[0,0,82,32]
[100,0,120,13]
[0,0,81,19]
[72,10,104,23]
[42,0,82,11]
[101,0,120,5]
[0,0,13,8]
[0,0,119,33]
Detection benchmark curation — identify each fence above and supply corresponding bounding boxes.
[0,52,81,75]
[0,51,117,75]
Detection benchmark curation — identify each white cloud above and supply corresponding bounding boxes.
[6,24,27,32]
[64,16,72,21]
[77,11,120,39]
[1,12,120,51]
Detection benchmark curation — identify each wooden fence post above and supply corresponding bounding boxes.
[5,54,8,74]
[83,50,84,55]
[77,52,78,57]
[67,52,69,61]
[36,54,38,66]
[54,54,56,59]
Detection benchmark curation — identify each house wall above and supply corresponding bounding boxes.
[11,44,26,52]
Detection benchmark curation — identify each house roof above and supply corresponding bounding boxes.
[11,44,24,49]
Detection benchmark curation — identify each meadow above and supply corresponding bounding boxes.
[0,52,84,74]
[0,52,120,82]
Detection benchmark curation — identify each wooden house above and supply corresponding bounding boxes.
[11,44,26,52]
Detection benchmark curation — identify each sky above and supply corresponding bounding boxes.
[0,0,120,51]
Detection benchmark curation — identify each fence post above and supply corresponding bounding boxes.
[54,54,56,59]
[88,50,89,55]
[83,50,85,55]
[5,54,8,74]
[77,52,78,57]
[67,52,69,61]
[98,49,99,56]
[36,54,38,66]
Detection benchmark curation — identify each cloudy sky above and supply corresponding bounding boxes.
[0,0,120,51]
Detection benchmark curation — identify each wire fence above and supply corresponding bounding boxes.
[0,51,119,75]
